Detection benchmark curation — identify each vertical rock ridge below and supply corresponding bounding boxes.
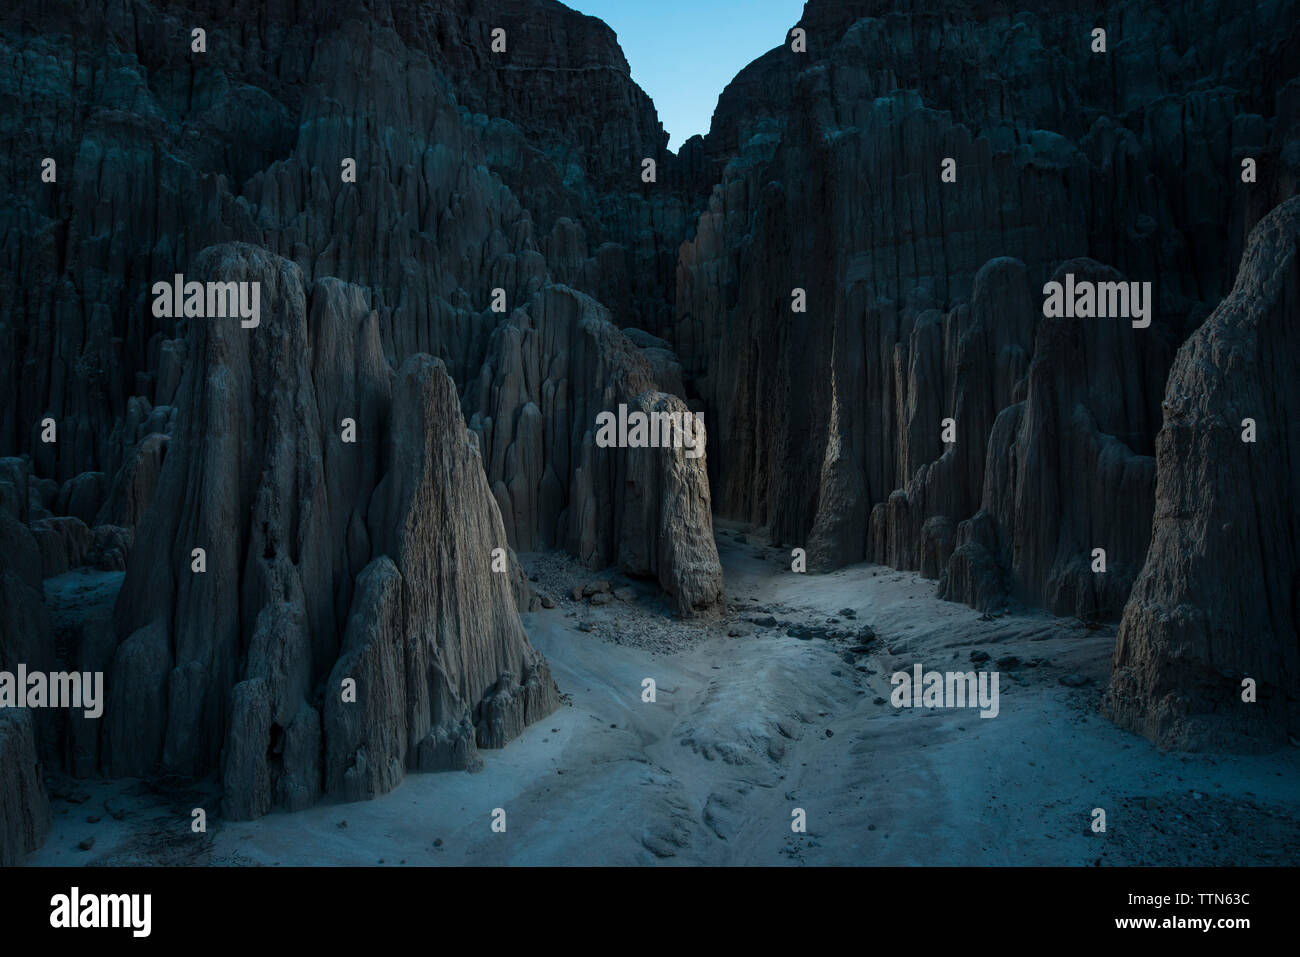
[1104,196,1300,751]
[466,283,723,616]
[103,243,555,818]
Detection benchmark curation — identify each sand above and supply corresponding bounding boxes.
[27,524,1300,865]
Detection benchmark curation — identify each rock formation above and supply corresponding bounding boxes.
[465,283,722,615]
[0,0,1297,864]
[0,710,49,866]
[102,243,558,818]
[1105,197,1300,751]
[676,0,1298,620]
[0,0,726,846]
[0,0,719,590]
[0,511,53,864]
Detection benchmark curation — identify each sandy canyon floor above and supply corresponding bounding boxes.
[28,521,1300,866]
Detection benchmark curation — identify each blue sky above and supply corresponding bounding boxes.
[570,0,806,151]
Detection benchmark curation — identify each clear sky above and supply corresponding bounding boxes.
[569,0,806,151]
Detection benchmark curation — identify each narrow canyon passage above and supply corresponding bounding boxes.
[30,527,1300,866]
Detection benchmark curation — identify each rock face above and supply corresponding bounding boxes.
[465,283,722,615]
[1105,197,1300,751]
[101,244,557,818]
[676,0,1299,620]
[617,390,724,615]
[0,711,49,866]
[0,0,705,488]
[0,0,725,843]
[366,352,556,766]
[96,431,168,531]
[0,512,53,864]
[872,256,1163,620]
[0,0,717,602]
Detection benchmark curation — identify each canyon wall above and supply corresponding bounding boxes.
[677,0,1299,620]
[0,511,53,864]
[1105,197,1300,751]
[673,0,1298,749]
[0,0,720,834]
